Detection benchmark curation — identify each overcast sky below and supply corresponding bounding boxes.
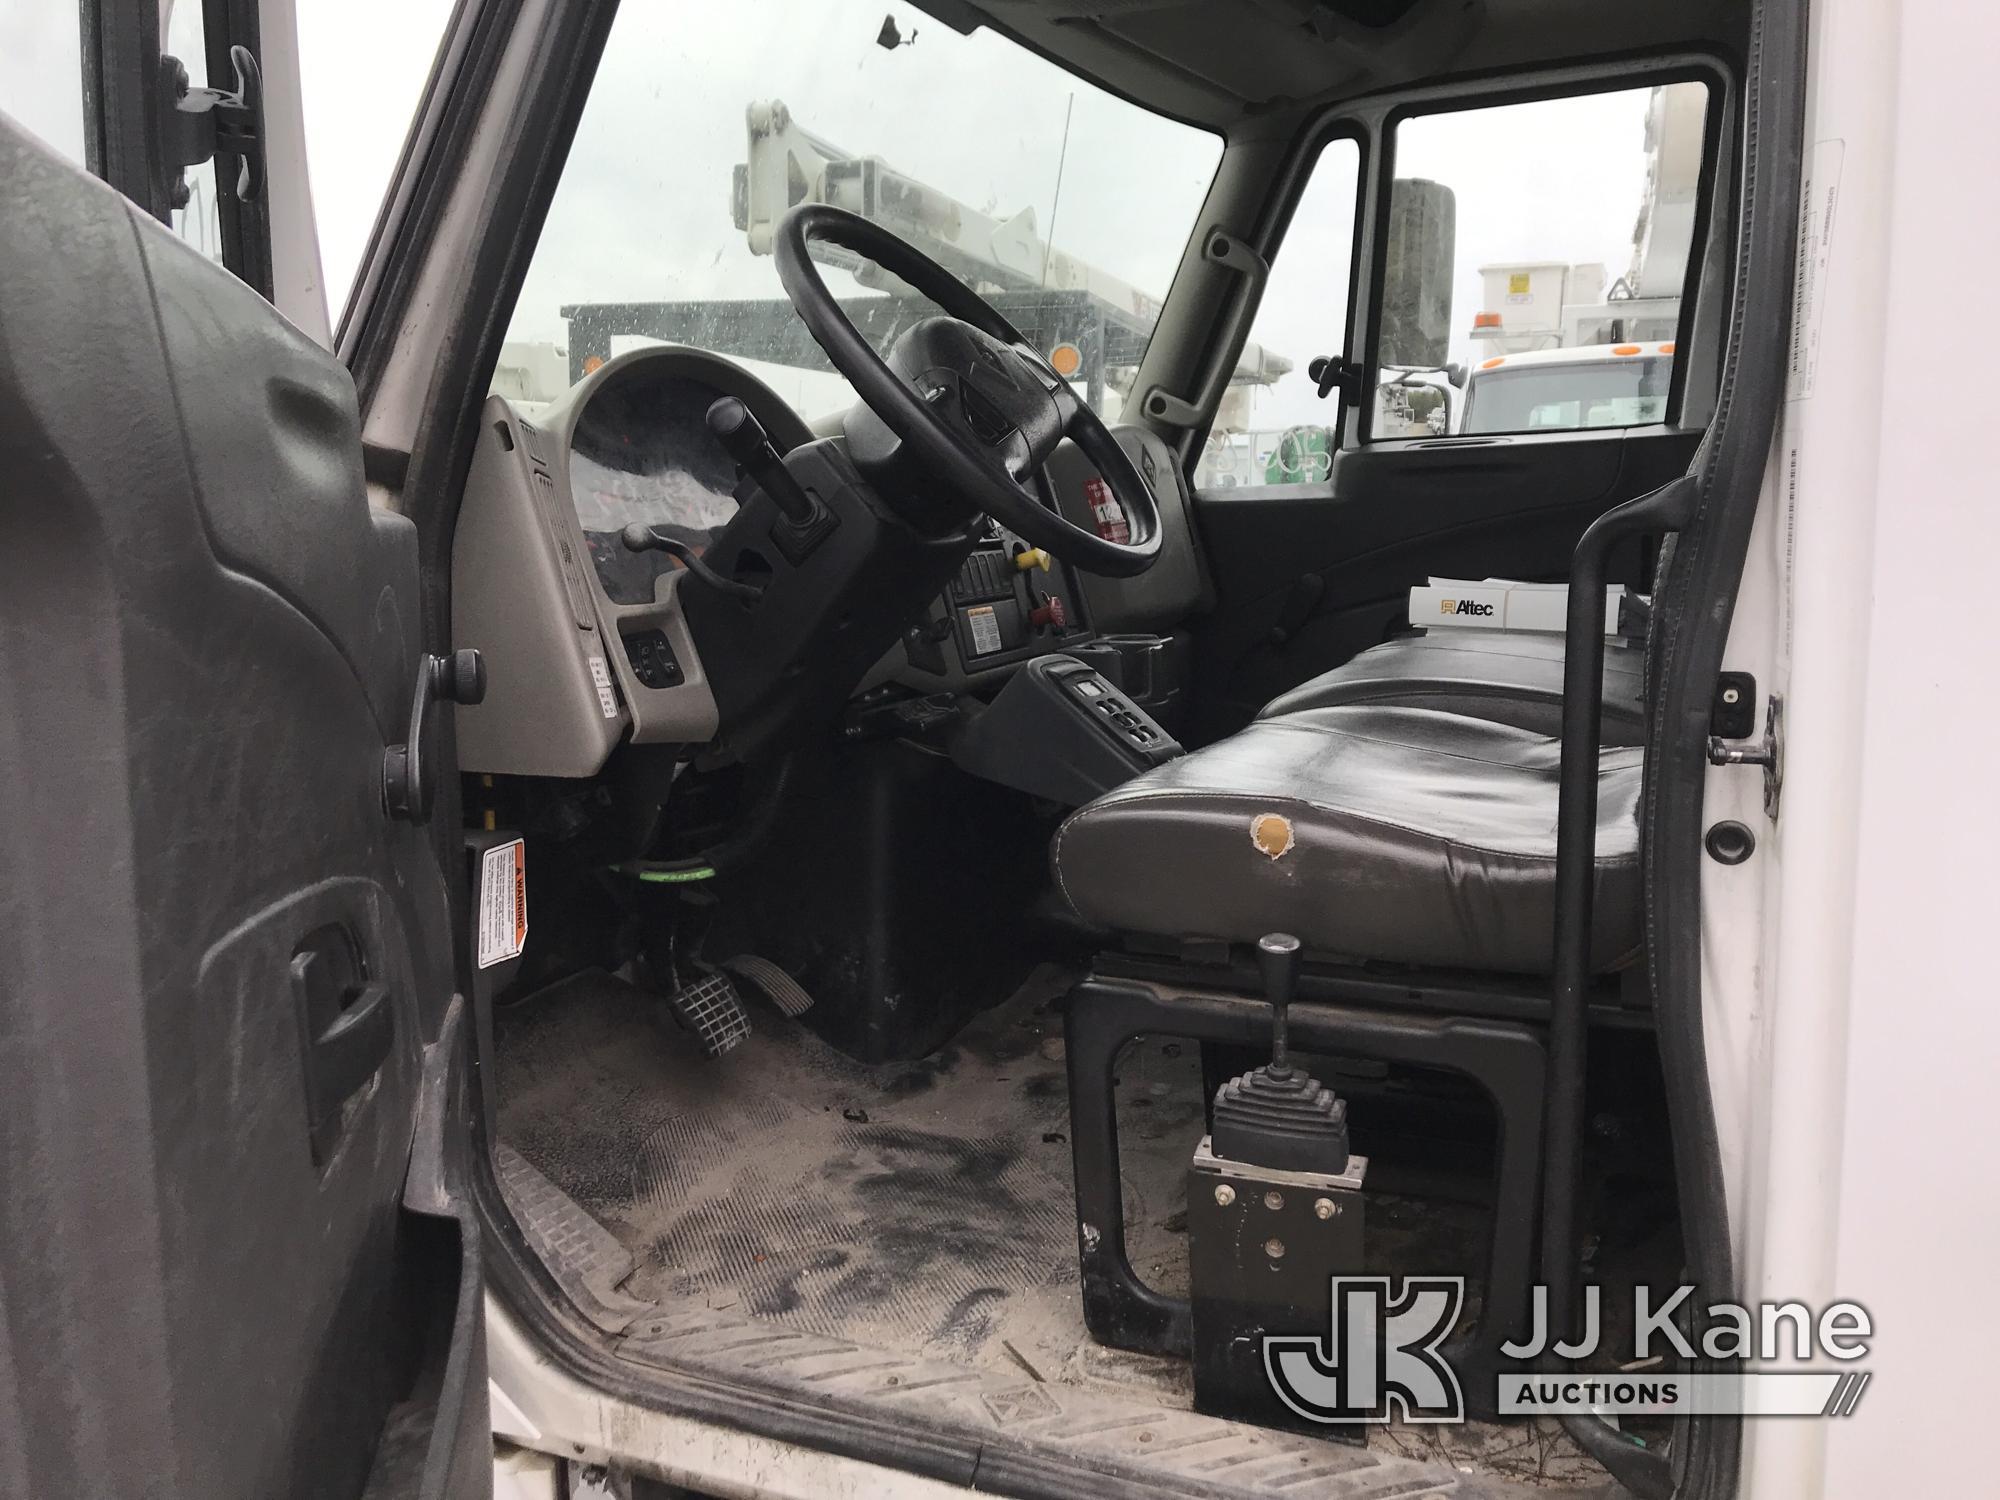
[1,4,88,161]
[2,0,1682,432]
[505,0,1221,418]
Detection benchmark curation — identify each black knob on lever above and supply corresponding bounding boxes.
[621,523,763,604]
[1256,932,1301,1079]
[431,647,486,707]
[706,396,817,526]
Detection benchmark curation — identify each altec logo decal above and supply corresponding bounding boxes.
[1439,598,1496,617]
[1264,1278,1875,1422]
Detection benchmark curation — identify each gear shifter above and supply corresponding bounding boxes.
[1188,932,1368,1431]
[1209,932,1351,1173]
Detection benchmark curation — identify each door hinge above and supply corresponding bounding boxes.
[159,44,264,207]
[1707,684,1783,820]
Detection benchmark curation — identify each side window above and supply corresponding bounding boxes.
[1193,138,1359,489]
[0,6,86,164]
[1372,80,1710,440]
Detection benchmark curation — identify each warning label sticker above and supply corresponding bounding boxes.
[1083,476,1129,544]
[477,839,528,969]
[966,604,1003,655]
[587,654,619,719]
[1788,138,1845,403]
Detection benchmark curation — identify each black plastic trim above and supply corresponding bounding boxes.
[363,441,412,489]
[79,0,167,216]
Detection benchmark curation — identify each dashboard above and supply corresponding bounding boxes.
[451,344,1197,777]
[569,373,748,606]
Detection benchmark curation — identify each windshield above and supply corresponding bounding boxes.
[498,1,1222,425]
[1460,356,1671,435]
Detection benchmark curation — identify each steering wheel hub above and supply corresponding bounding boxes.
[773,204,1164,578]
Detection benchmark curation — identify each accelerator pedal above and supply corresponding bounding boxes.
[721,955,815,1018]
[667,970,751,1057]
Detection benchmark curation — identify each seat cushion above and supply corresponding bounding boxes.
[1257,631,1650,746]
[1053,705,1643,975]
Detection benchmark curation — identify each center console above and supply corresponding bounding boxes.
[950,653,1183,807]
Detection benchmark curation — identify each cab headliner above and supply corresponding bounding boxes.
[930,0,1746,130]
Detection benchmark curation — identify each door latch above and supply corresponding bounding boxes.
[1707,684,1783,819]
[383,649,486,824]
[159,45,265,206]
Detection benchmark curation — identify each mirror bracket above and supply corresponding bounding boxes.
[1307,355,1362,403]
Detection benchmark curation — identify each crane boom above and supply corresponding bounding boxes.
[544,101,1291,402]
[731,99,1291,394]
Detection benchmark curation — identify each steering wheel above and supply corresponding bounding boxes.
[774,204,1162,578]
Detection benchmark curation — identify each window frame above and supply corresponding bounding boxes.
[1354,55,1734,447]
[1188,125,1370,491]
[80,0,277,299]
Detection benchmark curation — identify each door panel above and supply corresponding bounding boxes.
[0,119,481,1499]
[1189,427,1699,736]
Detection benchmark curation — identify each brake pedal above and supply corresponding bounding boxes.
[721,954,815,1017]
[667,971,751,1057]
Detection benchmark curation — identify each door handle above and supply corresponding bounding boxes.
[291,934,394,1165]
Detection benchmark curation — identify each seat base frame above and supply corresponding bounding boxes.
[1063,972,1547,1407]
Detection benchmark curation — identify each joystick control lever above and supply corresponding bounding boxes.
[1187,930,1367,1431]
[1209,931,1350,1173]
[1256,931,1300,1079]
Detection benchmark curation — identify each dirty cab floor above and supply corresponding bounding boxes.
[495,967,1612,1494]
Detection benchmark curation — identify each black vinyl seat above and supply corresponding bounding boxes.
[1257,629,1650,746]
[1052,702,1644,975]
[1055,535,1679,1376]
